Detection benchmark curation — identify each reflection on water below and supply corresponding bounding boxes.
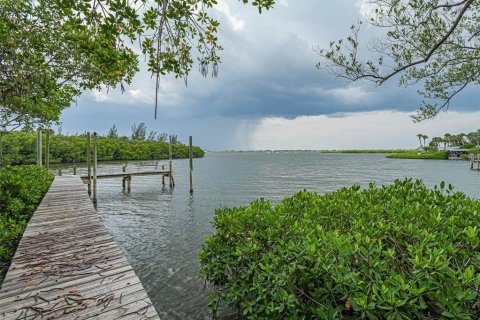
[55,152,480,319]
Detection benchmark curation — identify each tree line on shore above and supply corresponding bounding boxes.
[0,125,205,165]
[416,130,480,150]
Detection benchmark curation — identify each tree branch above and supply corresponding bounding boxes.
[374,0,474,84]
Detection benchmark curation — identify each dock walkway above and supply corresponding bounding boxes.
[0,176,159,319]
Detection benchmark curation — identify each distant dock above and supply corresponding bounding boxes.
[81,166,174,194]
[0,176,160,319]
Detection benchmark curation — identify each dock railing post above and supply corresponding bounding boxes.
[45,130,50,170]
[37,129,42,166]
[87,133,92,196]
[169,136,173,187]
[93,132,98,206]
[189,136,193,194]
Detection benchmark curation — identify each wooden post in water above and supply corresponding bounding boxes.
[162,164,165,186]
[169,136,173,187]
[45,130,50,170]
[36,129,42,166]
[189,136,193,194]
[127,175,131,193]
[92,132,98,206]
[58,168,62,176]
[73,164,77,175]
[122,164,127,192]
[87,133,92,196]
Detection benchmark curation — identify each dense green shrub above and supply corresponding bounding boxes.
[387,151,448,160]
[200,179,480,319]
[469,147,480,154]
[1,131,205,165]
[0,165,53,283]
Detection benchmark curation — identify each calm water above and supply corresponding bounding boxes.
[58,152,480,319]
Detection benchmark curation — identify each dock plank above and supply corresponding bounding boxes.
[0,176,160,319]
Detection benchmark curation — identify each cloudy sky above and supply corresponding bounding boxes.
[60,0,480,150]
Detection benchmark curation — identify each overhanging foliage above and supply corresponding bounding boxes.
[317,0,480,121]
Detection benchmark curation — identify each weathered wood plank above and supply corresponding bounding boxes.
[83,297,156,320]
[16,233,114,251]
[0,249,130,295]
[0,176,160,319]
[1,273,141,319]
[0,269,137,306]
[5,248,125,279]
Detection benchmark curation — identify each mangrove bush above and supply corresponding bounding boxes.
[200,179,480,319]
[0,165,53,283]
[387,151,448,160]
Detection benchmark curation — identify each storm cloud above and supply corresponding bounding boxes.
[61,0,480,150]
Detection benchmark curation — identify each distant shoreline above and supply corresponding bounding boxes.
[209,149,413,154]
[206,149,475,161]
[320,149,413,154]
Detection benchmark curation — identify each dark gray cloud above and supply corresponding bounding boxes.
[61,0,480,149]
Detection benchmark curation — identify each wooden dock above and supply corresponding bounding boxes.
[80,170,174,194]
[0,176,160,319]
[80,170,171,182]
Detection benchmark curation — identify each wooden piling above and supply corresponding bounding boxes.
[93,132,98,205]
[87,132,92,196]
[189,136,193,193]
[73,164,77,175]
[36,129,42,166]
[45,130,50,170]
[121,164,127,191]
[169,136,174,187]
[161,164,165,186]
[58,168,62,176]
[127,175,131,193]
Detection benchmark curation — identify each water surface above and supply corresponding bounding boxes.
[60,152,480,319]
